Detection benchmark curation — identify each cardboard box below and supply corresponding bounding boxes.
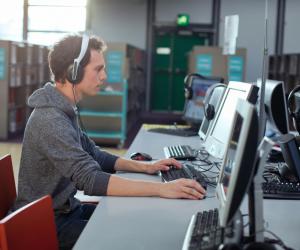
[188,46,247,82]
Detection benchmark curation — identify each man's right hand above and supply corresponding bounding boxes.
[159,178,206,200]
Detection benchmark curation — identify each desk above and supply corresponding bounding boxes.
[74,128,300,250]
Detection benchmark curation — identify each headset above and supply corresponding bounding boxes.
[184,73,226,120]
[287,85,300,133]
[203,83,227,120]
[66,34,90,85]
[184,73,207,100]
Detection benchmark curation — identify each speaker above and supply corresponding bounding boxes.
[288,85,300,134]
[66,34,90,85]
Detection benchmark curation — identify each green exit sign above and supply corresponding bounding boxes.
[177,14,190,26]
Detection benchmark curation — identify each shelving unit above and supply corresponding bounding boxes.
[79,42,146,147]
[269,53,300,92]
[79,81,128,147]
[0,40,49,140]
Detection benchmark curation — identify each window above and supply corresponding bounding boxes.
[0,0,23,41]
[27,0,87,45]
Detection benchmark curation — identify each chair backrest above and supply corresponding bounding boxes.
[0,195,59,250]
[0,155,17,219]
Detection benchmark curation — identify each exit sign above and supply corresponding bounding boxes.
[177,14,190,26]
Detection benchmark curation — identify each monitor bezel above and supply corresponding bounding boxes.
[216,99,259,228]
[256,78,289,135]
[203,81,258,159]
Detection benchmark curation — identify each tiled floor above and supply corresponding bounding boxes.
[0,142,127,187]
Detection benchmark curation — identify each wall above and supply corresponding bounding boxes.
[155,0,212,24]
[284,0,300,53]
[219,0,277,82]
[90,0,147,49]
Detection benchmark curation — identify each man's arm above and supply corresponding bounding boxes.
[107,175,206,200]
[114,157,182,174]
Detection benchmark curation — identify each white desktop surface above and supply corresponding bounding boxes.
[74,127,300,250]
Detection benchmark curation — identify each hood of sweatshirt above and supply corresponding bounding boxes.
[28,82,76,119]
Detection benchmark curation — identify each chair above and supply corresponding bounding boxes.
[0,155,17,219]
[0,195,59,250]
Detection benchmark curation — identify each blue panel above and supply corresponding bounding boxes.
[196,54,212,76]
[105,51,124,83]
[228,56,244,81]
[0,48,6,80]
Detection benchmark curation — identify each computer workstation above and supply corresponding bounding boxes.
[256,79,300,199]
[161,81,259,186]
[73,122,300,250]
[183,99,260,250]
[74,77,300,250]
[148,74,224,137]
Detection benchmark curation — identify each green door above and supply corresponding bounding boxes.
[151,32,208,112]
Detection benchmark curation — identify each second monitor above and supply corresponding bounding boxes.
[203,81,259,159]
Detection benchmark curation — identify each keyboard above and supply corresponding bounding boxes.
[160,163,208,190]
[262,181,300,200]
[163,145,196,160]
[182,209,222,250]
[148,127,199,137]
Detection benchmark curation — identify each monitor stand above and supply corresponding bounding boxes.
[248,137,274,242]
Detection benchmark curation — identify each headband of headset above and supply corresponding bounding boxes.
[72,34,89,81]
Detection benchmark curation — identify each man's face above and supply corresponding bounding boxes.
[76,49,106,97]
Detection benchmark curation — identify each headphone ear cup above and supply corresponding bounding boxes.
[184,86,193,100]
[66,64,76,84]
[66,64,84,85]
[293,111,300,133]
[204,103,215,120]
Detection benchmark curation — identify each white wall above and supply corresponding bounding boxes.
[284,0,300,53]
[90,0,147,49]
[220,0,277,82]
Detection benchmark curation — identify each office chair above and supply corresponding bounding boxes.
[0,195,59,250]
[0,155,17,219]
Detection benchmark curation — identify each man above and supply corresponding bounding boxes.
[14,34,206,249]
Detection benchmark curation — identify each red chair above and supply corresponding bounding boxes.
[0,195,59,250]
[0,155,17,219]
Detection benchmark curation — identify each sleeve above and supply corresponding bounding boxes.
[35,116,112,196]
[80,131,118,174]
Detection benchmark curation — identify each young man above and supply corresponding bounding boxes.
[13,34,206,249]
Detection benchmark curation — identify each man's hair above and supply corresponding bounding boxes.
[48,34,106,83]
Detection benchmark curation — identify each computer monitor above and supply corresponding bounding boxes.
[216,99,259,228]
[257,79,289,136]
[183,76,224,127]
[203,81,259,159]
[198,85,226,141]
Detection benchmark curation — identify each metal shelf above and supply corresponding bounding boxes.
[80,110,123,118]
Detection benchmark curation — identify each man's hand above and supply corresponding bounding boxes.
[159,178,206,200]
[144,158,182,174]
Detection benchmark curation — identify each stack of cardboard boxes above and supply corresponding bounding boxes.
[188,46,247,83]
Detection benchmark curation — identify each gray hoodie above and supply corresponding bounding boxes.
[14,82,118,215]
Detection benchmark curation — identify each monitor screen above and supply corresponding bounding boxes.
[204,81,258,159]
[216,99,259,228]
[256,79,289,136]
[183,77,223,126]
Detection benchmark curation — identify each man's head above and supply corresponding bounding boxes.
[48,34,106,84]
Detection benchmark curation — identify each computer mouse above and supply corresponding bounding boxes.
[130,152,152,161]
